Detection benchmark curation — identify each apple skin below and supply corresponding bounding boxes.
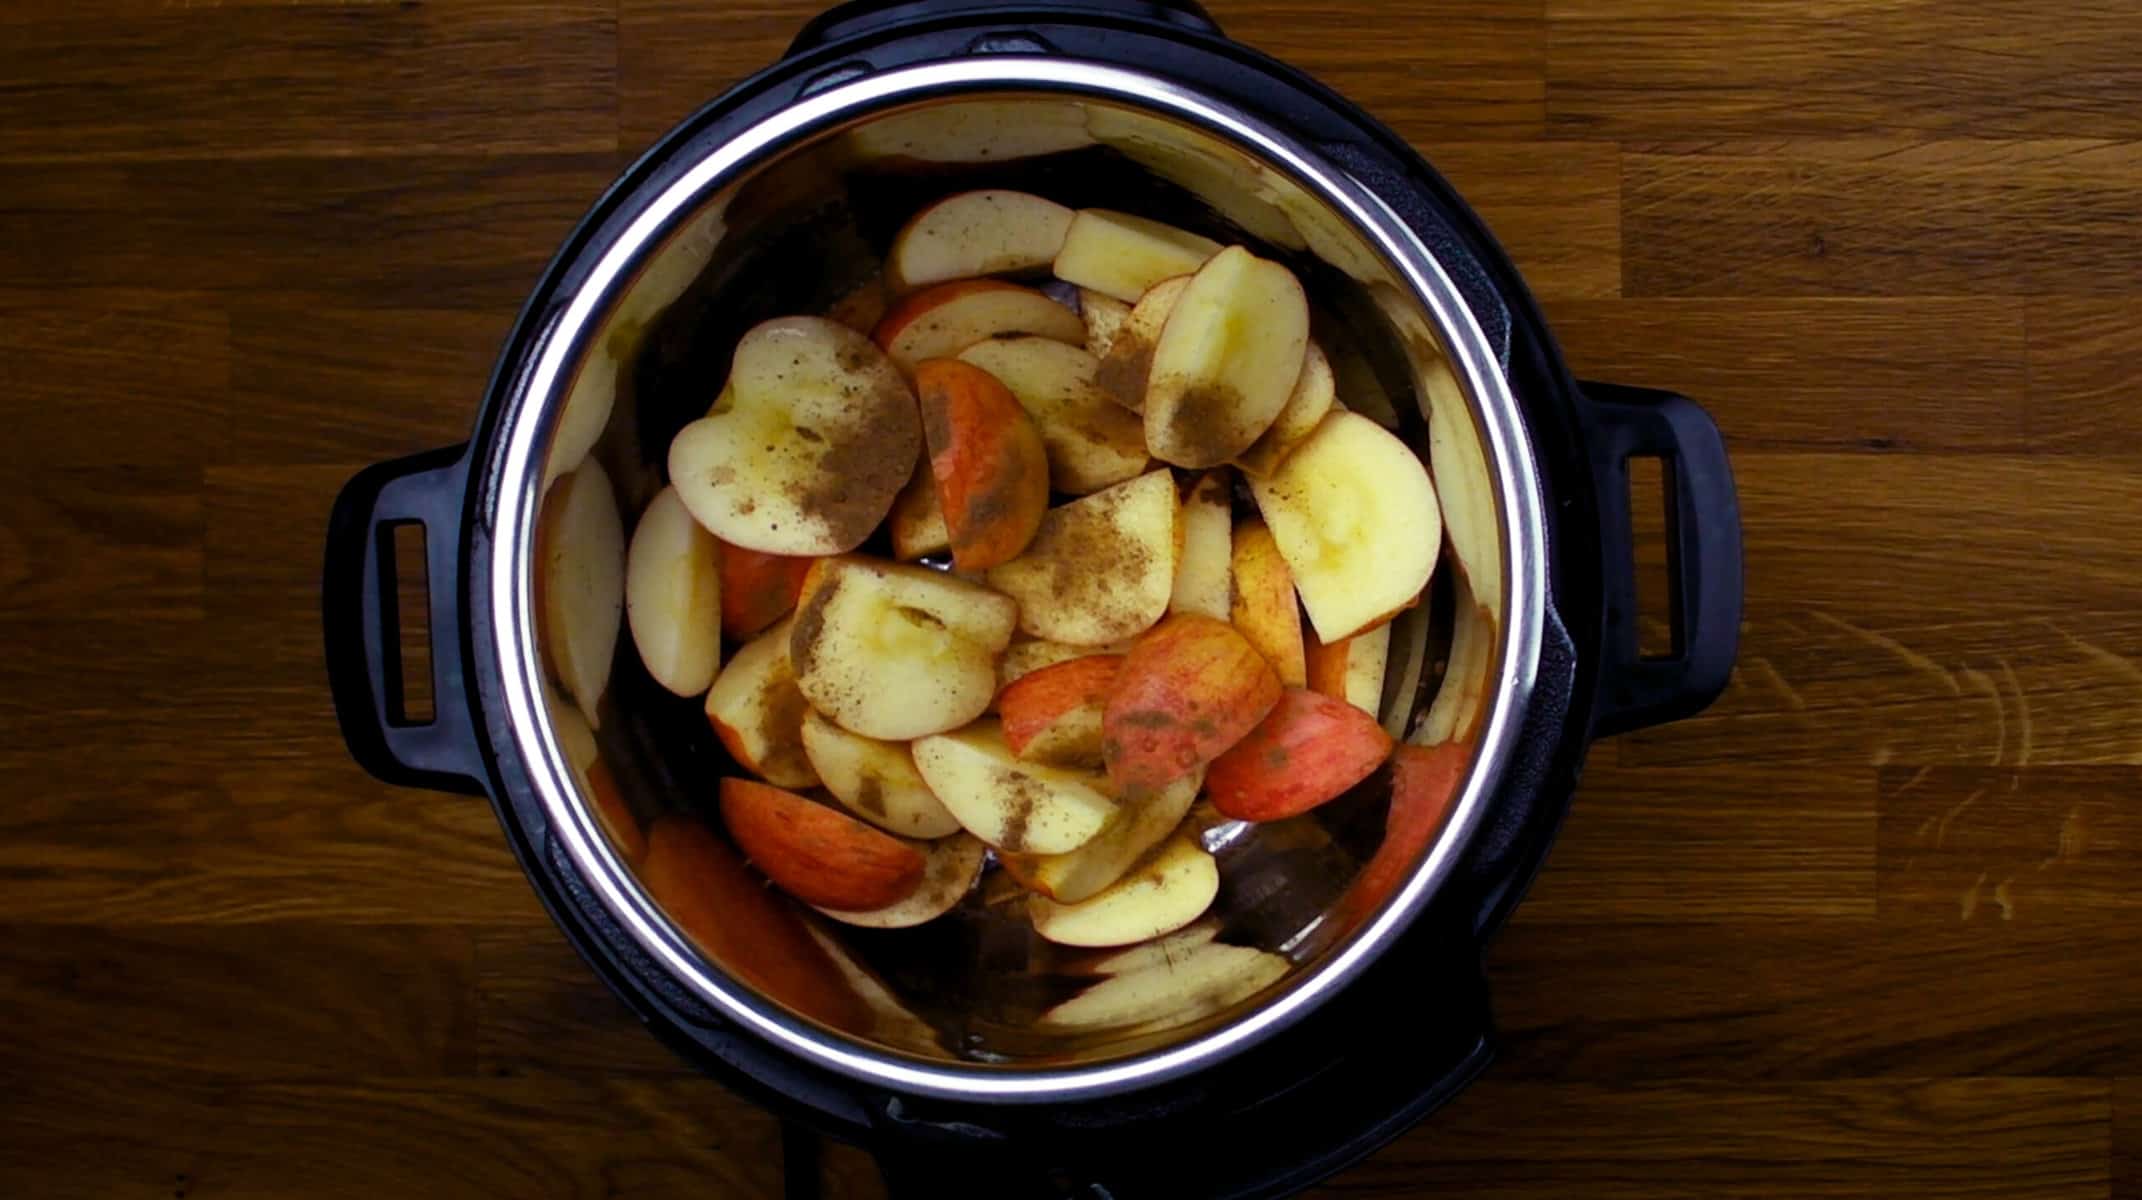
[1207,687,1395,821]
[916,357,1051,571]
[1331,741,1471,934]
[718,543,814,641]
[1102,613,1281,796]
[718,778,927,911]
[999,653,1123,766]
[872,278,1086,376]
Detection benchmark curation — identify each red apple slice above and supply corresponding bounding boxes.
[996,637,1131,698]
[704,616,818,790]
[625,486,722,697]
[1169,469,1234,621]
[1102,613,1282,796]
[1144,245,1310,469]
[1052,209,1222,304]
[1334,741,1470,933]
[1208,687,1395,821]
[916,357,1051,571]
[999,653,1123,767]
[872,279,1085,377]
[1230,517,1306,688]
[956,336,1148,495]
[718,542,814,641]
[718,778,926,911]
[886,190,1076,296]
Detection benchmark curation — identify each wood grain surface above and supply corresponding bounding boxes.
[2,1,2138,1196]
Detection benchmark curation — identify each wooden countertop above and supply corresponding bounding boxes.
[4,1,2138,1196]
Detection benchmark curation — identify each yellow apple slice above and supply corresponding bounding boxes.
[1235,339,1336,478]
[790,556,1017,740]
[1038,942,1288,1032]
[1307,621,1392,718]
[668,317,918,557]
[885,190,1076,296]
[704,616,818,789]
[1169,469,1233,621]
[1052,209,1222,304]
[997,638,1131,696]
[847,100,1093,165]
[546,347,617,488]
[814,833,986,929]
[1027,833,1218,947]
[1144,246,1310,470]
[1093,275,1190,412]
[1080,919,1220,975]
[1001,768,1201,904]
[1079,288,1132,358]
[872,279,1086,377]
[985,469,1180,646]
[887,454,950,561]
[624,486,722,697]
[799,709,963,839]
[1421,590,1496,747]
[956,336,1148,495]
[538,459,624,724]
[910,721,1120,855]
[1424,356,1502,613]
[1248,411,1440,644]
[1230,518,1306,688]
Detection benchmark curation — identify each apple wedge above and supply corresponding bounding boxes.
[1144,245,1310,469]
[847,99,1093,165]
[1230,518,1306,687]
[999,654,1122,767]
[1208,687,1394,821]
[814,832,985,930]
[956,336,1148,495]
[1425,356,1502,613]
[1307,622,1392,718]
[1039,941,1286,1033]
[1421,593,1496,747]
[985,469,1180,647]
[1092,275,1190,413]
[886,190,1076,296]
[910,722,1120,855]
[625,486,723,698]
[799,709,961,839]
[790,556,1017,740]
[669,316,919,556]
[719,778,927,913]
[718,542,815,641]
[1079,919,1219,975]
[1102,613,1281,796]
[1235,339,1335,478]
[1001,767,1199,904]
[550,699,646,864]
[916,357,1050,570]
[1248,411,1441,644]
[1334,741,1470,933]
[1028,833,1218,948]
[872,279,1086,377]
[537,459,624,723]
[997,637,1129,696]
[640,816,867,1031]
[888,453,951,561]
[1052,209,1221,304]
[1078,288,1132,358]
[1169,469,1233,621]
[705,616,818,789]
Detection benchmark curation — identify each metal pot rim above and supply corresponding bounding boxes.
[483,56,1547,1103]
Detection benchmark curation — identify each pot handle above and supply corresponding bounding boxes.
[786,0,1221,54]
[322,445,487,795]
[1581,382,1743,738]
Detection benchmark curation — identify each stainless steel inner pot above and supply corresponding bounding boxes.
[490,58,1545,1102]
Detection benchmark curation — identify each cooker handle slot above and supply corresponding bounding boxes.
[1580,382,1743,738]
[323,445,487,795]
[786,0,1222,55]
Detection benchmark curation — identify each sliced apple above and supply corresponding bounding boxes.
[1039,941,1287,1032]
[1079,919,1219,975]
[999,654,1122,767]
[872,279,1086,377]
[814,832,985,929]
[550,699,646,864]
[1144,245,1309,470]
[718,778,926,912]
[1208,687,1394,821]
[985,468,1180,647]
[1421,594,1496,747]
[546,345,617,488]
[916,357,1050,570]
[1235,339,1335,478]
[1248,411,1441,644]
[1307,622,1392,718]
[669,316,918,556]
[799,709,963,839]
[1092,275,1190,413]
[956,336,1148,495]
[717,542,814,641]
[1078,288,1132,358]
[640,815,867,1031]
[1424,356,1502,613]
[885,190,1077,296]
[1052,209,1222,304]
[1028,833,1218,948]
[847,99,1094,165]
[1001,767,1199,904]
[790,556,1017,740]
[538,459,624,724]
[910,721,1120,855]
[1334,741,1470,933]
[997,637,1129,695]
[705,616,818,789]
[1230,518,1306,688]
[1102,613,1281,796]
[888,454,951,561]
[625,486,723,697]
[1169,469,1234,621]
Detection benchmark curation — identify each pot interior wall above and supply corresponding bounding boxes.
[530,92,1504,1069]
